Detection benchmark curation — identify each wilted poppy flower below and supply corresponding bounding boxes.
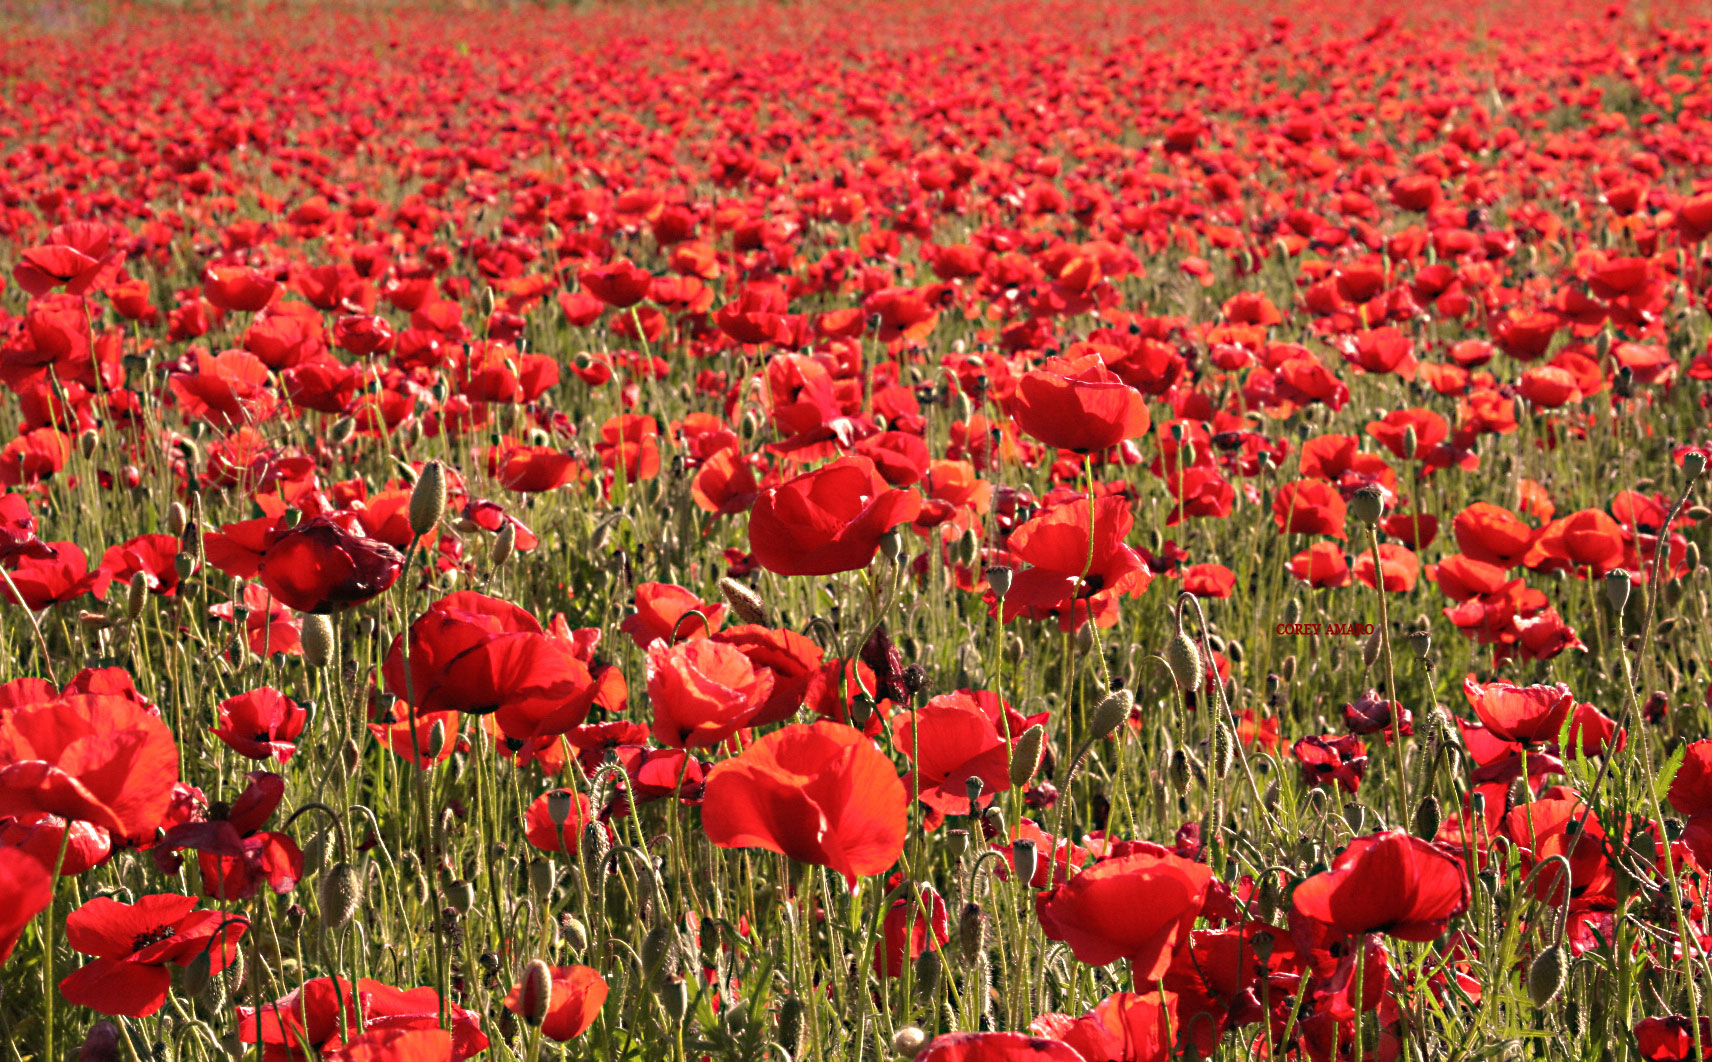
[211,687,307,762]
[1009,352,1151,453]
[258,517,404,614]
[59,893,248,1017]
[1034,849,1213,978]
[748,456,920,576]
[0,691,179,841]
[701,721,907,886]
[1291,831,1468,941]
[1462,676,1574,744]
[646,638,774,749]
[504,965,608,1042]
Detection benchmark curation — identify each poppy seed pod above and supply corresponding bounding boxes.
[1010,724,1046,786]
[1350,484,1385,526]
[986,564,1013,600]
[1012,840,1038,886]
[717,577,767,625]
[1089,688,1133,741]
[1604,568,1631,612]
[518,959,554,1026]
[409,461,446,537]
[301,613,334,667]
[1685,450,1707,480]
[545,789,575,829]
[1527,944,1567,1006]
[892,1026,929,1059]
[1165,629,1203,694]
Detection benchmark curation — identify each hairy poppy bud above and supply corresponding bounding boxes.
[957,902,987,966]
[914,949,942,1000]
[1527,944,1566,1006]
[718,577,767,626]
[301,613,334,667]
[1401,426,1418,460]
[659,975,689,1023]
[642,924,678,985]
[1605,568,1631,612]
[1350,484,1385,526]
[527,859,554,903]
[893,1026,929,1059]
[1362,626,1383,669]
[1010,724,1046,786]
[518,959,554,1026]
[409,461,446,537]
[879,528,906,565]
[1413,795,1441,840]
[1089,688,1133,741]
[1211,721,1235,776]
[491,520,517,569]
[1283,598,1302,627]
[580,822,609,868]
[777,997,807,1057]
[1165,629,1203,695]
[319,862,363,930]
[166,501,188,537]
[125,571,149,620]
[1168,748,1193,794]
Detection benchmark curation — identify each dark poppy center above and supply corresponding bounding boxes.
[131,925,176,953]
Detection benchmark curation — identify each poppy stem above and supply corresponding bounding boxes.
[1366,526,1408,816]
[41,824,71,1062]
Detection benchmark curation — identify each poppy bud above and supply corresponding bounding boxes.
[166,501,187,536]
[1165,629,1203,695]
[1690,542,1702,572]
[877,528,906,565]
[581,822,610,867]
[1252,930,1275,962]
[1211,721,1235,776]
[301,613,334,667]
[492,520,517,568]
[986,565,1013,600]
[174,552,198,581]
[410,461,447,537]
[718,577,768,625]
[1168,748,1193,794]
[1686,450,1707,480]
[319,862,363,930]
[914,949,942,1000]
[777,997,807,1057]
[893,1026,929,1059]
[1012,840,1038,886]
[1527,944,1567,1006]
[1010,725,1046,786]
[1089,688,1133,741]
[659,975,689,1023]
[957,902,987,966]
[1343,801,1369,833]
[1283,597,1301,626]
[330,417,356,445]
[181,950,212,1000]
[642,924,679,984]
[954,529,980,567]
[1605,568,1631,612]
[1402,426,1418,460]
[517,959,554,1026]
[1350,484,1385,527]
[1362,626,1383,669]
[1413,795,1441,840]
[124,571,149,620]
[1282,654,1298,683]
[528,859,555,903]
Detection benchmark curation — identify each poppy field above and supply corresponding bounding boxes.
[9,0,1712,1059]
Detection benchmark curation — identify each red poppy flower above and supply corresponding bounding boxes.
[1009,352,1151,453]
[1,540,95,608]
[1292,734,1368,793]
[874,884,950,978]
[152,772,304,900]
[748,456,921,577]
[916,1032,1085,1062]
[891,689,1042,818]
[0,690,179,841]
[258,517,404,614]
[1056,990,1181,1062]
[1522,509,1626,575]
[993,495,1151,631]
[1462,676,1573,744]
[618,581,728,648]
[701,721,907,886]
[59,893,248,1017]
[522,789,607,855]
[504,965,609,1042]
[1634,1015,1712,1062]
[12,223,122,297]
[646,638,774,749]
[0,851,52,966]
[1290,830,1468,941]
[1452,503,1535,567]
[711,624,829,726]
[1272,479,1347,539]
[1286,542,1350,587]
[579,260,653,308]
[1034,849,1213,978]
[1353,543,1419,592]
[211,687,307,762]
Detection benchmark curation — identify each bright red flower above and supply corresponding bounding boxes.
[258,517,404,614]
[748,456,920,576]
[890,689,1042,818]
[1034,849,1213,978]
[916,1032,1085,1062]
[1290,830,1468,941]
[874,884,950,978]
[701,721,907,886]
[646,637,774,749]
[1452,503,1535,567]
[211,687,307,762]
[993,494,1151,631]
[1272,479,1347,539]
[60,893,247,1017]
[618,581,727,648]
[0,851,52,966]
[1009,352,1151,453]
[0,690,178,840]
[503,965,608,1042]
[1462,676,1574,744]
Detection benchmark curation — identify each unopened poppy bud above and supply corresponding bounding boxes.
[1010,724,1046,786]
[77,610,112,633]
[125,571,149,620]
[1165,630,1203,694]
[181,950,212,999]
[580,822,609,866]
[957,902,987,966]
[982,806,1006,840]
[174,552,197,581]
[659,975,689,1023]
[301,613,334,667]
[1527,944,1567,1006]
[1283,597,1301,626]
[718,577,767,625]
[1343,801,1369,833]
[1362,626,1383,669]
[1413,795,1441,840]
[527,859,554,902]
[1402,426,1418,460]
[893,1026,929,1059]
[319,862,363,930]
[492,520,516,568]
[878,528,906,565]
[1011,840,1038,886]
[914,949,942,999]
[1685,450,1708,480]
[985,565,1013,600]
[1168,748,1193,793]
[518,959,554,1026]
[166,502,187,536]
[1605,568,1632,612]
[642,924,678,983]
[446,879,476,913]
[954,529,980,567]
[777,997,807,1057]
[1281,654,1298,683]
[1351,484,1385,527]
[1089,688,1133,741]
[409,461,446,537]
[1211,721,1235,776]
[545,789,575,829]
[559,913,588,952]
[1689,541,1703,572]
